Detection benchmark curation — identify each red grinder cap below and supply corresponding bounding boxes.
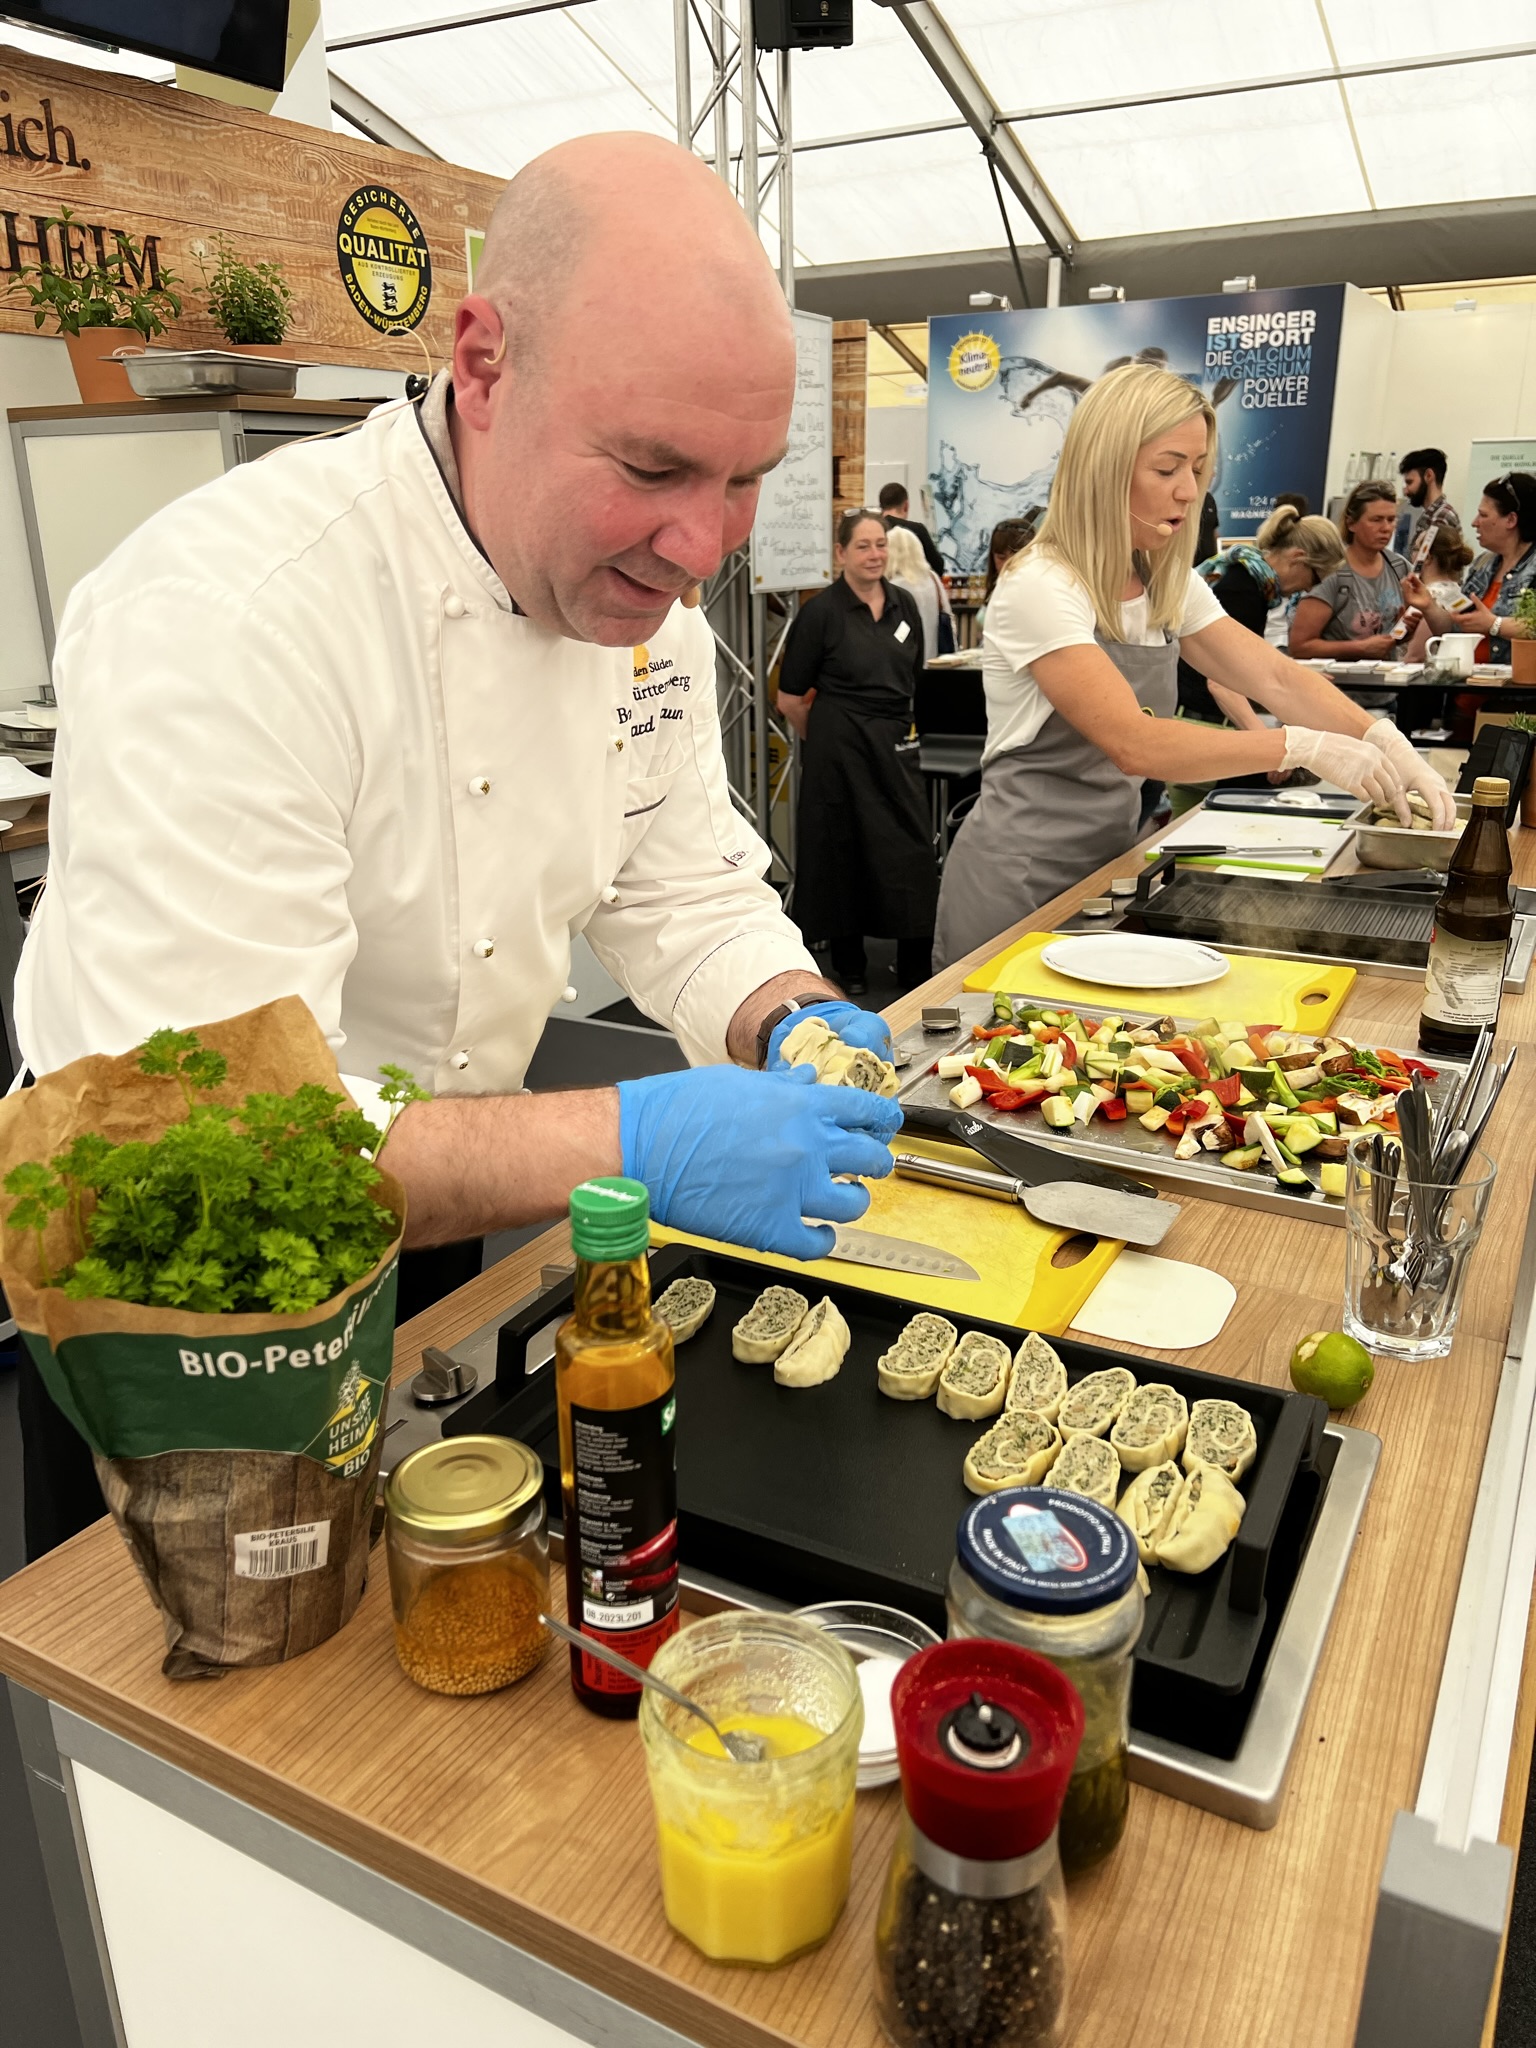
[892,1639,1084,1861]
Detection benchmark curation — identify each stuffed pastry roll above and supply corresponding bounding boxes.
[654,1277,716,1344]
[963,1412,1063,1495]
[1058,1366,1138,1440]
[774,1297,851,1387]
[1116,1460,1183,1566]
[732,1286,809,1363]
[779,1016,837,1073]
[1182,1398,1258,1481]
[936,1330,1012,1419]
[1110,1383,1189,1473]
[1007,1332,1068,1421]
[1154,1464,1246,1574]
[877,1312,958,1400]
[779,1017,899,1096]
[1048,1432,1121,1510]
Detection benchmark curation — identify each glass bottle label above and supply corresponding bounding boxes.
[568,1389,678,1692]
[1422,926,1505,1027]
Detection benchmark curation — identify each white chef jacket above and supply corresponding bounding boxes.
[16,393,816,1099]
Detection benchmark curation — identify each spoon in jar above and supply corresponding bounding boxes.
[538,1611,768,1763]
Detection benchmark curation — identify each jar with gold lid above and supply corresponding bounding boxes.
[384,1435,550,1695]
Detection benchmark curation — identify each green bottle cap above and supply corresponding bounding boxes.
[569,1176,651,1262]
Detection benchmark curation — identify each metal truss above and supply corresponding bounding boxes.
[674,0,800,894]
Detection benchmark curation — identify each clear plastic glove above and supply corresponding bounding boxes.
[767,999,893,1072]
[1281,727,1412,825]
[617,1062,902,1262]
[1363,718,1458,830]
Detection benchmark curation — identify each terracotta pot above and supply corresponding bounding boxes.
[1512,637,1536,686]
[63,327,142,403]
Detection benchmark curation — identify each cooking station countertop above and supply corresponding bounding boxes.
[4,810,1536,2048]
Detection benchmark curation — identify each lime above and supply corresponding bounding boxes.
[1289,1330,1375,1409]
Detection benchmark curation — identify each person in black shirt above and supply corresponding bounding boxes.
[1177,504,1345,725]
[878,481,945,575]
[778,510,938,993]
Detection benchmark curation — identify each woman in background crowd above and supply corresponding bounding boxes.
[884,522,948,659]
[778,510,938,995]
[1178,506,1346,725]
[1289,481,1409,661]
[975,516,1036,632]
[1407,471,1536,665]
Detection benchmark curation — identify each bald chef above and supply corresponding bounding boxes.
[14,134,901,1556]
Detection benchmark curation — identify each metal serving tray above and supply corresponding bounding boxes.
[895,993,1466,1225]
[121,348,301,398]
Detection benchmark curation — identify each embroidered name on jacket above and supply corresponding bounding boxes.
[626,646,693,738]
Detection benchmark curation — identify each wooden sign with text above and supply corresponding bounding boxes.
[0,46,505,369]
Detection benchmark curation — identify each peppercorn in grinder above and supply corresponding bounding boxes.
[875,1640,1083,2048]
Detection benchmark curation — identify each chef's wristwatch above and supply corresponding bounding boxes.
[755,992,835,1069]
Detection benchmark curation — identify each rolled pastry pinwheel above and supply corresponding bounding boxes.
[1117,1460,1184,1566]
[963,1412,1063,1496]
[654,1277,716,1343]
[732,1286,809,1363]
[1059,1366,1138,1440]
[1110,1383,1190,1473]
[1182,1398,1258,1481]
[937,1331,1012,1419]
[1007,1333,1069,1421]
[774,1296,851,1387]
[1049,1432,1121,1510]
[877,1312,958,1401]
[1155,1465,1246,1574]
[779,1015,899,1097]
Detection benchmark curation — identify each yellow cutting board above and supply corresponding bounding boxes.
[963,929,1355,1033]
[650,1137,1121,1336]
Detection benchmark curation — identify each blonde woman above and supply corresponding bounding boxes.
[884,521,945,656]
[933,364,1454,969]
[1180,505,1345,727]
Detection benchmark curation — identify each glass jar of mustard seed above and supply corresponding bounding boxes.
[385,1435,550,1695]
[947,1488,1143,1877]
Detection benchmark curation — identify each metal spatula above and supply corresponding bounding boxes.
[891,1152,1178,1248]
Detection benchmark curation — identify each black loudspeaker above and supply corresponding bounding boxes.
[754,0,854,51]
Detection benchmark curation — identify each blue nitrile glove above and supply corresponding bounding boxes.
[617,1063,903,1262]
[767,1000,894,1072]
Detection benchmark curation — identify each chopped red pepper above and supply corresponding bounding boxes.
[965,1064,1012,1094]
[1101,1096,1128,1121]
[1174,1045,1210,1081]
[1210,1074,1243,1107]
[989,1088,1028,1112]
[972,1023,1024,1041]
[1372,1075,1410,1095]
[1401,1057,1440,1081]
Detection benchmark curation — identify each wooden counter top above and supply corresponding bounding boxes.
[4,823,1536,2048]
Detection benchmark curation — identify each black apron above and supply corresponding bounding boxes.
[934,630,1178,969]
[794,694,939,939]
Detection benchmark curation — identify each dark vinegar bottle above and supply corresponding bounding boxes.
[554,1177,679,1718]
[1419,776,1512,1056]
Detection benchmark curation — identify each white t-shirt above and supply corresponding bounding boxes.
[980,551,1226,767]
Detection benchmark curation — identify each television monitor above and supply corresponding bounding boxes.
[5,2,291,92]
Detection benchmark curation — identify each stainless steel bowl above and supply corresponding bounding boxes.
[122,349,300,399]
[1354,792,1471,870]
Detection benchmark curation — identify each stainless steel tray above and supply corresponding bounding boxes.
[122,348,300,398]
[895,993,1466,1226]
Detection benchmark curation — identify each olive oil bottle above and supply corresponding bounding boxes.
[1419,777,1513,1056]
[555,1178,679,1717]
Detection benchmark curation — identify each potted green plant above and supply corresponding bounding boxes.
[3,207,181,403]
[195,235,294,354]
[1512,587,1536,687]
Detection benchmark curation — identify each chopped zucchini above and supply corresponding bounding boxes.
[1319,1162,1348,1199]
[1040,1095,1077,1130]
[1221,1144,1263,1171]
[1276,1166,1313,1190]
[1284,1124,1325,1158]
[950,1075,983,1109]
[1124,1088,1156,1116]
[1138,1106,1171,1133]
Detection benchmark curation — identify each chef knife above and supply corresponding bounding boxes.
[892,1153,1177,1250]
[901,1101,1159,1200]
[828,1226,979,1283]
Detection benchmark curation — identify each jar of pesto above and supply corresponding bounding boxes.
[947,1488,1143,1877]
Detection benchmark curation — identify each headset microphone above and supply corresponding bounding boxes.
[1131,513,1177,537]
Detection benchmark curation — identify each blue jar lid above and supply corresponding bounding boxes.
[956,1488,1138,1614]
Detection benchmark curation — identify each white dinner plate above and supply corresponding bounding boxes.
[1040,933,1230,990]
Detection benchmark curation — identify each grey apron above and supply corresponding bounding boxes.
[934,630,1177,970]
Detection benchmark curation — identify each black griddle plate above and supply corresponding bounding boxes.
[1122,861,1435,967]
[447,1246,1328,1761]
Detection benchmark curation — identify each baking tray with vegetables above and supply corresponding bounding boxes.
[446,1245,1330,1760]
[895,994,1464,1225]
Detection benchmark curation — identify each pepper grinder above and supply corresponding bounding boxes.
[874,1639,1083,2048]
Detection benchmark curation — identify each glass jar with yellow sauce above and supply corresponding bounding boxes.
[639,1612,863,1966]
[384,1435,550,1695]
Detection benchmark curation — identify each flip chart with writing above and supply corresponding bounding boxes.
[751,308,833,594]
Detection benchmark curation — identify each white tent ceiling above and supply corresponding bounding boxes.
[9,1,1536,266]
